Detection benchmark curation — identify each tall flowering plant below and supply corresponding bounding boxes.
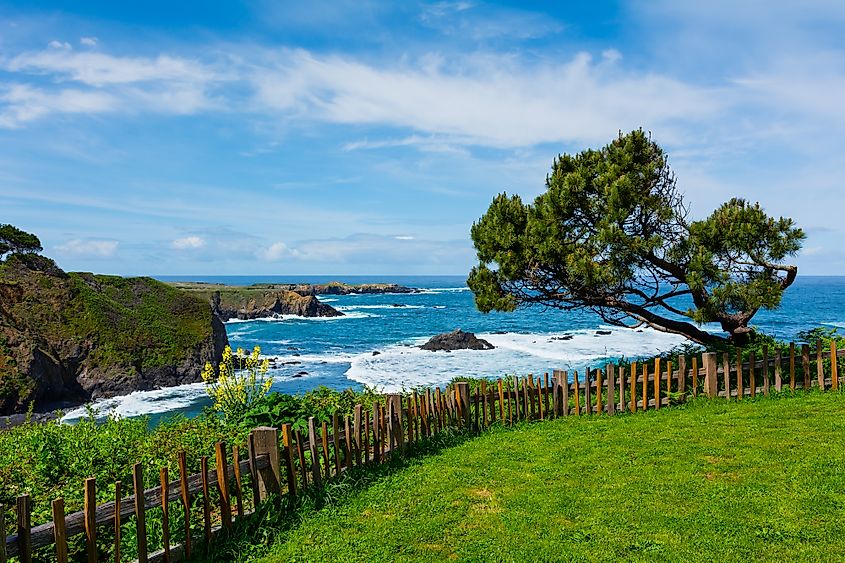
[201,345,273,420]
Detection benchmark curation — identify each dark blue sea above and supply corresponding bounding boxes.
[62,275,845,424]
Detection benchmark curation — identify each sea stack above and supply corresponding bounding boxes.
[420,329,494,352]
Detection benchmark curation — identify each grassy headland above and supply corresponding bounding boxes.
[0,253,226,414]
[220,391,845,563]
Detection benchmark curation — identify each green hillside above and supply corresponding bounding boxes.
[224,392,845,563]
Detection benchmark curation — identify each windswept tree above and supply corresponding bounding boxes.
[0,224,43,260]
[468,130,804,346]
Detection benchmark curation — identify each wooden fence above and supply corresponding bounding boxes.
[2,341,842,562]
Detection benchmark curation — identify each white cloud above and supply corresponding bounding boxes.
[0,48,222,126]
[256,233,473,265]
[0,84,117,128]
[252,49,720,148]
[171,235,206,250]
[47,40,71,50]
[55,239,118,257]
[6,50,216,86]
[80,37,98,47]
[258,241,294,261]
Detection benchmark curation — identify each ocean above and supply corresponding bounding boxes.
[61,275,845,425]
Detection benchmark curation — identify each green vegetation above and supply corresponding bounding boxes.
[0,252,220,412]
[468,130,804,347]
[61,272,215,369]
[0,385,380,561]
[1,411,234,561]
[238,385,383,434]
[216,391,845,563]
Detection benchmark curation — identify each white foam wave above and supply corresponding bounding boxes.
[267,351,359,364]
[61,383,209,423]
[426,287,469,292]
[336,304,425,311]
[411,287,468,295]
[224,311,376,324]
[822,322,845,329]
[345,326,689,392]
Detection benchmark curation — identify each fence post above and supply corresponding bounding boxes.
[0,503,5,563]
[52,499,68,563]
[703,353,718,398]
[133,464,148,563]
[17,495,31,563]
[606,365,616,416]
[251,427,281,502]
[385,394,402,452]
[281,424,297,496]
[455,382,471,428]
[83,478,96,563]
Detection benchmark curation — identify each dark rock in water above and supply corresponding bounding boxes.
[281,361,301,366]
[292,353,300,357]
[420,329,494,352]
[293,371,308,378]
[595,330,612,336]
[494,330,508,335]
[287,346,299,351]
[372,351,381,356]
[551,335,573,341]
[391,303,406,308]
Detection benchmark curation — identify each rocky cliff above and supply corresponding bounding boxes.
[206,288,343,321]
[271,282,419,296]
[0,254,227,415]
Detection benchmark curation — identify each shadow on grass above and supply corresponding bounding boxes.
[190,427,476,562]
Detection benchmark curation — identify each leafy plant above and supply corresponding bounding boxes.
[202,345,273,421]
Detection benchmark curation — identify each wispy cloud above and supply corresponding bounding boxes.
[0,48,225,126]
[257,233,472,266]
[419,2,563,41]
[55,238,119,258]
[0,84,117,128]
[171,235,206,250]
[252,49,719,148]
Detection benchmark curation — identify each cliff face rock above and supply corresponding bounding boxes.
[420,329,495,352]
[208,289,343,321]
[170,281,418,298]
[280,282,419,296]
[0,254,228,415]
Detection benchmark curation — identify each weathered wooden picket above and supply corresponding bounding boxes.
[2,341,843,562]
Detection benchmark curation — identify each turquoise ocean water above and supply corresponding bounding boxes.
[62,275,845,425]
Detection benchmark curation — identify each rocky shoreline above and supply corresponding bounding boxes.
[0,275,422,417]
[171,281,420,322]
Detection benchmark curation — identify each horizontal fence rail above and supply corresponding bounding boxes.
[3,341,842,562]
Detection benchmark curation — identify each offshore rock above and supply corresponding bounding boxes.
[420,329,494,352]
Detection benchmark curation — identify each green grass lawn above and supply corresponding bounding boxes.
[245,392,845,562]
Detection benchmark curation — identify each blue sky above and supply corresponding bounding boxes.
[1,1,843,276]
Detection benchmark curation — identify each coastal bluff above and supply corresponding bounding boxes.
[0,255,228,416]
[170,281,419,321]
